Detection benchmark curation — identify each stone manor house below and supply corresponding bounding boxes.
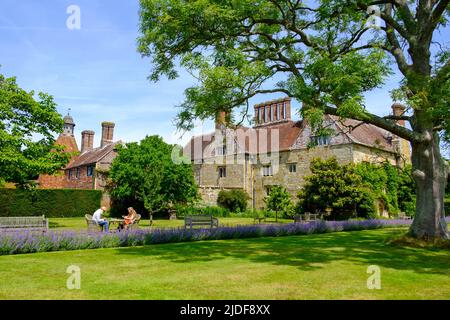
[184,97,411,213]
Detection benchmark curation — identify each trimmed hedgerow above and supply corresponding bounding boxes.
[0,188,102,217]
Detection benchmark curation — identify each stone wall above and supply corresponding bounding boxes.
[195,142,403,210]
[251,145,353,209]
[351,144,398,165]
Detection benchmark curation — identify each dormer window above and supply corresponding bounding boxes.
[310,135,331,146]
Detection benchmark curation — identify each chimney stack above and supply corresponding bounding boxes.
[254,97,291,127]
[101,122,115,147]
[391,103,406,127]
[81,130,95,153]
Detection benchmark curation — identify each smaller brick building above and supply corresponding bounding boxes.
[38,114,121,196]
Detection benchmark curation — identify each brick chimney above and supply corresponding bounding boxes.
[391,103,406,127]
[391,103,411,166]
[81,130,95,153]
[101,122,115,147]
[254,97,291,127]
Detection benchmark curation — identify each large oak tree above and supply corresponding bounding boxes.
[137,0,450,239]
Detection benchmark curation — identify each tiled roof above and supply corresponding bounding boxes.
[184,121,303,160]
[185,116,397,160]
[329,116,395,152]
[66,141,121,169]
[55,135,79,153]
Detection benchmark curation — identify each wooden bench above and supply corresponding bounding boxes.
[397,212,412,220]
[85,214,103,232]
[254,216,266,224]
[125,214,141,230]
[184,215,219,229]
[294,213,322,223]
[0,215,49,232]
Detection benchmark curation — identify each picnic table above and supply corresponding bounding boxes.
[108,218,124,229]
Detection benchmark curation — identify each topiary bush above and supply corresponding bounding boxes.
[217,189,250,213]
[0,188,102,217]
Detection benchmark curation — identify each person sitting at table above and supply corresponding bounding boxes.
[118,207,138,231]
[92,206,109,232]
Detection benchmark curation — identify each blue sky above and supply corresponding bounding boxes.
[0,0,448,148]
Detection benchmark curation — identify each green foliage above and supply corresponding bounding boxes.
[0,73,71,187]
[297,158,376,220]
[217,189,249,213]
[264,186,294,221]
[138,0,448,142]
[136,0,391,132]
[297,158,416,219]
[0,188,102,217]
[175,205,230,218]
[109,135,199,216]
[354,162,416,216]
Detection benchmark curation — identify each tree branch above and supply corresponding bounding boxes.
[323,105,416,142]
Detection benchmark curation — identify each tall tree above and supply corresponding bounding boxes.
[108,135,198,217]
[138,0,450,239]
[265,185,293,222]
[0,73,70,188]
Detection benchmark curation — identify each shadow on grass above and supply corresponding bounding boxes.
[115,228,450,275]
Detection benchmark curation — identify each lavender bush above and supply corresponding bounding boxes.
[0,218,434,256]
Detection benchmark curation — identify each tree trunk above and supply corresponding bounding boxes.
[409,131,449,239]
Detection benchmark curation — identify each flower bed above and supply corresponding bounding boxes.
[0,219,422,256]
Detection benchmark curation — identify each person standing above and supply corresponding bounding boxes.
[93,206,109,232]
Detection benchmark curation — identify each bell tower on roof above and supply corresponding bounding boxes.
[62,109,75,136]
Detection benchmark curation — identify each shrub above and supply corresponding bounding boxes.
[297,158,377,220]
[297,158,416,219]
[0,188,102,217]
[217,189,250,213]
[175,205,230,218]
[229,209,273,218]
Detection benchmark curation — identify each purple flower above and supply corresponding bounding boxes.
[0,218,416,255]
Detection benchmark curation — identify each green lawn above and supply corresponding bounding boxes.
[0,227,449,299]
[49,217,293,231]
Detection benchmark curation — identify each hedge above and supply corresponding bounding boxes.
[0,189,102,218]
